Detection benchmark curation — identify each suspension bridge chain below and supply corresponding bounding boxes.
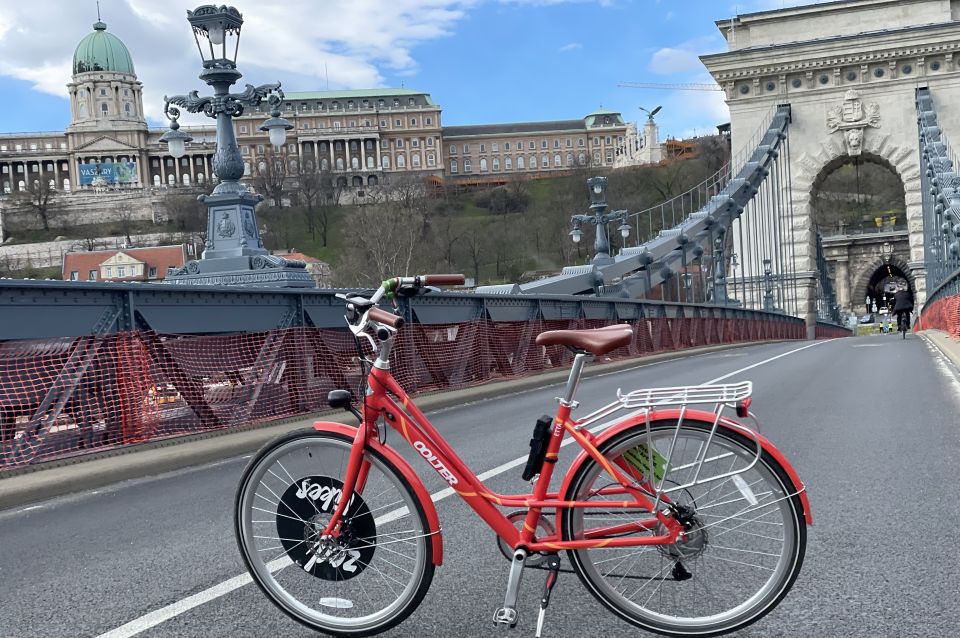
[917,88,960,306]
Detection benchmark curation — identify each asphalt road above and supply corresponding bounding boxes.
[2,335,959,638]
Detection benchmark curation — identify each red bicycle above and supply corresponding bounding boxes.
[235,275,810,637]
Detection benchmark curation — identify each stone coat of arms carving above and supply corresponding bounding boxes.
[827,89,880,156]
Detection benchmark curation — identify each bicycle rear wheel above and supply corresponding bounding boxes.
[562,420,806,637]
[235,429,435,637]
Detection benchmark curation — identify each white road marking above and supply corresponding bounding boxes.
[93,339,831,638]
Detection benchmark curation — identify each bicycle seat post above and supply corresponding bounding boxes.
[560,351,591,407]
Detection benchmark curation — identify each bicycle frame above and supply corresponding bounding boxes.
[321,352,686,554]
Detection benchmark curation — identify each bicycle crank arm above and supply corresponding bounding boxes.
[493,548,527,629]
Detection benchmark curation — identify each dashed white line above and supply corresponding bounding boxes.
[93,339,830,638]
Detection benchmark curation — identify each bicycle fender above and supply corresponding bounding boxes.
[558,409,813,527]
[312,421,444,565]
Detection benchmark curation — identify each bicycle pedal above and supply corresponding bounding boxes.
[492,606,519,627]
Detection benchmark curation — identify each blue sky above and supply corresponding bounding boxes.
[0,0,822,139]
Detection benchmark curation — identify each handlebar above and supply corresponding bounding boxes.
[423,274,466,286]
[368,306,404,329]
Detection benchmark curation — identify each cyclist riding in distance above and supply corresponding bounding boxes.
[892,284,913,334]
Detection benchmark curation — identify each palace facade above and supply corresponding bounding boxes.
[0,20,649,200]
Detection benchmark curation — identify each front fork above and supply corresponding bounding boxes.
[322,425,372,539]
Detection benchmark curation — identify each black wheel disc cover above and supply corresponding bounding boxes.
[276,475,376,581]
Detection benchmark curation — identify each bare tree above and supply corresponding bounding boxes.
[251,148,289,208]
[293,166,343,247]
[10,172,60,231]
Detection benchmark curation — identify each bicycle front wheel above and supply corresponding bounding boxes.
[562,420,806,637]
[235,429,435,637]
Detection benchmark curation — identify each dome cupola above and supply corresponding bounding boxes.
[73,21,135,75]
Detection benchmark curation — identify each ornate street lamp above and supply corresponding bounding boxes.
[162,4,311,287]
[569,177,631,266]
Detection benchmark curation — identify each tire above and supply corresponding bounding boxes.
[235,429,435,637]
[562,420,806,637]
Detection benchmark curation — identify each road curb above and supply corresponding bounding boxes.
[0,340,786,510]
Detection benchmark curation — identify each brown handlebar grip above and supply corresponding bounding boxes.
[368,306,404,329]
[424,274,465,286]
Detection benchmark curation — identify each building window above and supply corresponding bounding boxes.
[566,152,573,166]
[464,159,472,172]
[412,154,421,167]
[480,158,488,172]
[408,97,415,106]
[382,156,391,168]
[239,124,249,134]
[578,152,586,166]
[379,99,385,108]
[463,144,470,153]
[554,139,560,148]
[88,270,97,281]
[117,266,126,278]
[427,137,434,147]
[148,266,157,278]
[427,154,435,167]
[578,138,585,147]
[397,155,406,168]
[412,139,420,148]
[99,89,107,96]
[411,117,417,126]
[69,271,79,281]
[542,154,549,167]
[449,144,458,155]
[395,118,402,126]
[332,101,340,110]
[450,159,458,173]
[554,154,562,167]
[394,98,400,107]
[541,140,548,149]
[517,156,525,169]
[529,141,535,150]
[505,157,512,170]
[529,156,536,169]
[381,139,389,149]
[396,139,404,148]
[492,143,499,152]
[124,103,131,115]
[605,136,612,144]
[101,103,108,114]
[492,158,500,171]
[426,117,432,125]
[105,267,113,278]
[347,100,354,109]
[593,152,601,164]
[380,119,386,127]
[594,137,600,146]
[606,150,613,163]
[257,144,265,154]
[480,144,485,152]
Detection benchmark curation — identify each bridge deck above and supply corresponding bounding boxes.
[1,336,957,637]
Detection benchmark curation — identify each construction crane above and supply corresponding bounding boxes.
[617,81,722,92]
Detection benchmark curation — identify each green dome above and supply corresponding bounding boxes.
[73,21,135,75]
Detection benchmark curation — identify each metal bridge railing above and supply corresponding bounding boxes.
[0,279,817,471]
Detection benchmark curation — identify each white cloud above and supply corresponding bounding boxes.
[559,42,582,52]
[649,48,702,75]
[0,0,485,127]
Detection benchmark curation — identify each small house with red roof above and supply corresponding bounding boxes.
[62,245,187,282]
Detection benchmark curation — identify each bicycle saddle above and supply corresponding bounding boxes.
[535,324,633,356]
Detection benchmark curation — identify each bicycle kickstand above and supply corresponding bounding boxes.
[534,554,561,638]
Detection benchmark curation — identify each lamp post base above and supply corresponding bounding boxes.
[165,255,314,288]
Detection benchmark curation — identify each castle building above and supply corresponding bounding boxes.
[0,20,646,203]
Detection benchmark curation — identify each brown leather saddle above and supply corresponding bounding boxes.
[535,324,633,356]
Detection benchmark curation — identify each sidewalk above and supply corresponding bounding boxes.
[0,340,781,510]
[920,329,960,370]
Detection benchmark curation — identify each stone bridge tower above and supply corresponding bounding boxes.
[701,0,960,310]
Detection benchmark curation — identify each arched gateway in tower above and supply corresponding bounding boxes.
[701,0,960,310]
